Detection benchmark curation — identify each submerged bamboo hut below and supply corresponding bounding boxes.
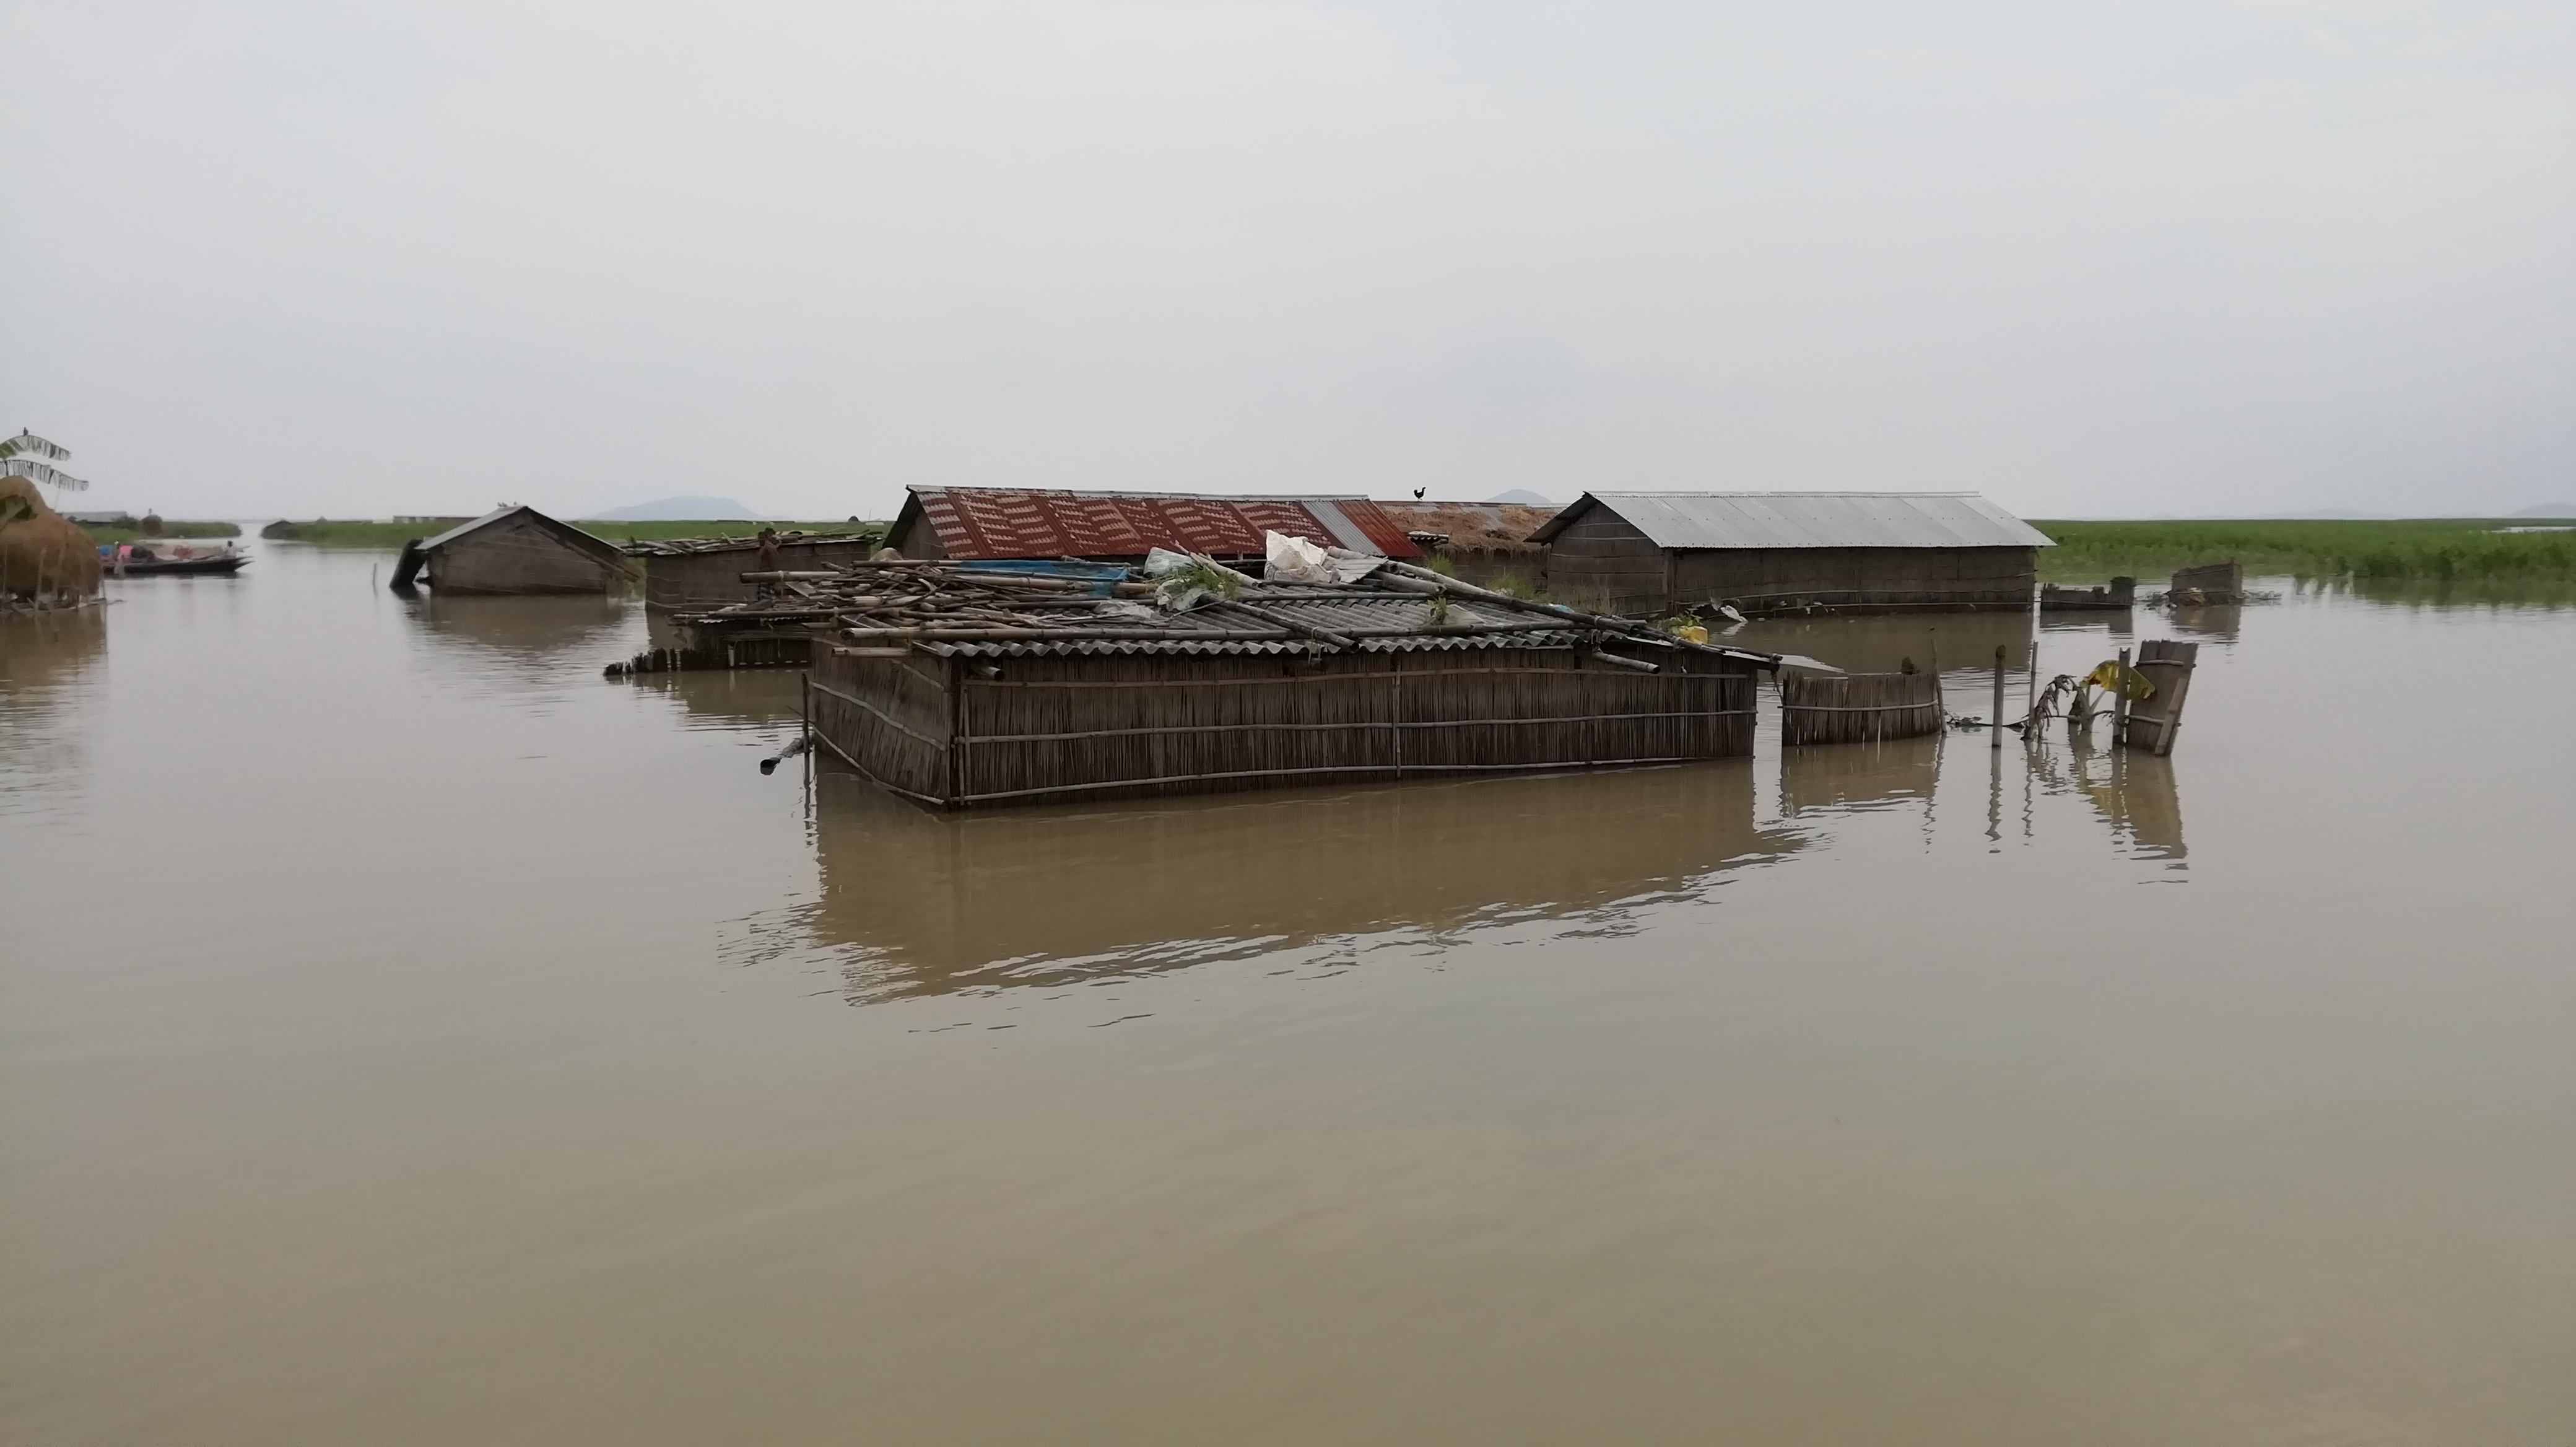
[742,556,1775,810]
[1531,492,2053,617]
[391,506,630,594]
[627,532,881,609]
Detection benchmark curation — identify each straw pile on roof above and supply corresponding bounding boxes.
[1,474,102,603]
[1375,502,1557,557]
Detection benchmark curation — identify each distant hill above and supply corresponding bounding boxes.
[1484,489,1555,506]
[2512,502,2576,518]
[586,496,762,521]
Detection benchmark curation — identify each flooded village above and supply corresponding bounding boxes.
[11,2,2576,1439]
[14,466,2576,1446]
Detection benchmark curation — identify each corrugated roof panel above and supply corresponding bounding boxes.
[1533,493,2055,550]
[908,488,1421,561]
[921,629,1596,659]
[415,506,523,551]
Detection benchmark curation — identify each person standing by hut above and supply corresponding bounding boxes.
[754,527,781,601]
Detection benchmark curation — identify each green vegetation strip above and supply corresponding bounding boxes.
[2033,519,2576,582]
[77,521,242,544]
[259,518,883,548]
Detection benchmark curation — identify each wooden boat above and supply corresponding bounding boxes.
[111,544,250,577]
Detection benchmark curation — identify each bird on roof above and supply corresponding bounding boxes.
[1411,486,1427,499]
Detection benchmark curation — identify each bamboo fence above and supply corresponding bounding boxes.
[1778,670,1943,746]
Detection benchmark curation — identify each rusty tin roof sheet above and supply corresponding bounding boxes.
[904,487,1423,561]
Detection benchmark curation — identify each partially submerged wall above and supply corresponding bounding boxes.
[1668,546,2035,614]
[644,539,878,608]
[427,515,625,594]
[1779,670,1943,746]
[811,641,1758,809]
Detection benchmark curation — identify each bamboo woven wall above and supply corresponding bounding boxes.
[1541,511,1668,613]
[1779,670,1943,746]
[644,540,877,608]
[809,648,955,803]
[811,642,1759,809]
[1668,546,2035,613]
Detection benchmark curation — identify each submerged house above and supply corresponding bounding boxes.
[884,486,1422,564]
[1531,492,2054,617]
[391,506,631,595]
[627,531,881,610]
[796,561,1774,810]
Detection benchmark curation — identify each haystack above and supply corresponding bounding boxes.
[0,474,104,601]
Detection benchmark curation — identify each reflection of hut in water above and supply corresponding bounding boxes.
[1732,610,2034,684]
[800,763,1796,998]
[1778,732,1943,817]
[2065,744,2186,860]
[2040,608,2134,641]
[408,593,635,676]
[0,608,108,790]
[2167,604,2242,640]
[0,606,107,691]
[629,665,807,730]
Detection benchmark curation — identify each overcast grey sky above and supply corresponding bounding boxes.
[4,1,2570,520]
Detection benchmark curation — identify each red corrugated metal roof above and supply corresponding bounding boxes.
[904,488,1421,561]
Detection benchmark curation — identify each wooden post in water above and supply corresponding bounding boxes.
[2113,645,2132,745]
[1991,644,2006,750]
[2025,639,2039,727]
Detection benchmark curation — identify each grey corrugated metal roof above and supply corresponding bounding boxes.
[885,580,1780,665]
[1530,493,2055,550]
[416,505,627,563]
[919,631,1601,659]
[415,507,522,551]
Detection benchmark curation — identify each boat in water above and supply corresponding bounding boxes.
[105,542,250,577]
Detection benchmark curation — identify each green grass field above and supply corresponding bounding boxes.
[2032,518,2576,583]
[76,520,242,544]
[259,518,883,548]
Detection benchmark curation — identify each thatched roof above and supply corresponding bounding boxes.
[1375,502,1557,556]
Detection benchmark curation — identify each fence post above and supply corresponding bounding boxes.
[1991,644,2006,750]
[2113,645,2133,748]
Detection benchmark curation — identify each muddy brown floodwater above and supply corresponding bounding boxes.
[6,541,2574,1446]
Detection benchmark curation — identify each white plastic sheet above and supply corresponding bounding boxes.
[1262,531,1334,585]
